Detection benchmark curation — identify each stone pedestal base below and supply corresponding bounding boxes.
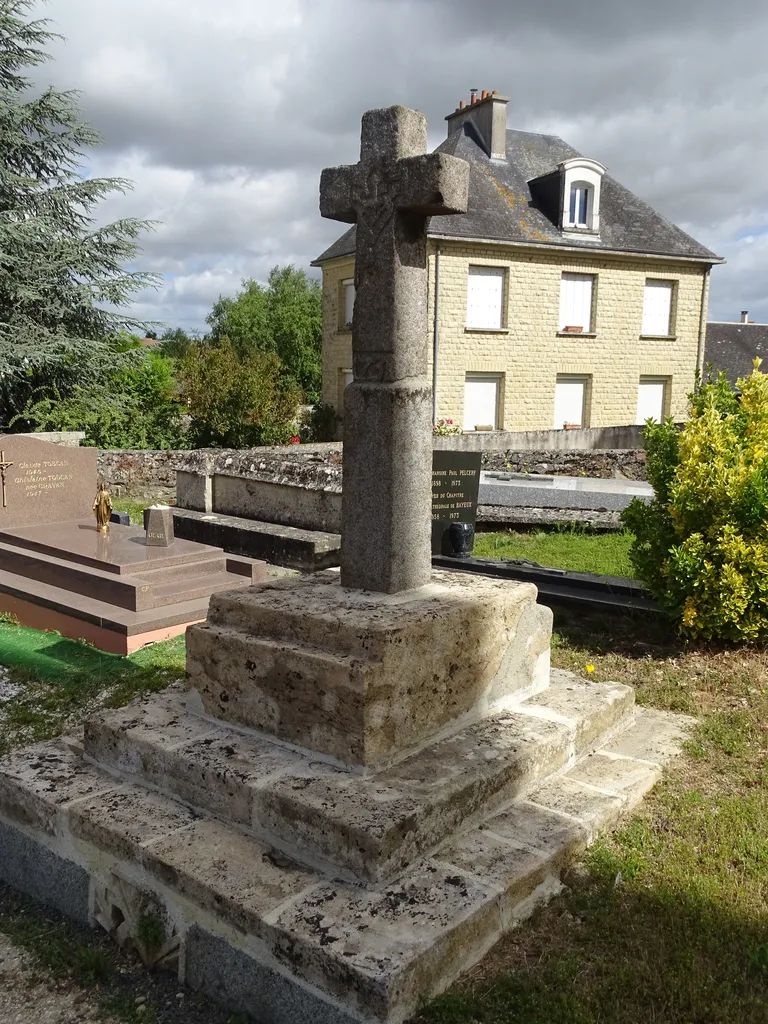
[186,570,552,768]
[0,570,694,1023]
[0,682,692,1023]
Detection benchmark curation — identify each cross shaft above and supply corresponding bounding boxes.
[320,105,468,593]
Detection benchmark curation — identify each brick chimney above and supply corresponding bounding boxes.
[445,89,509,160]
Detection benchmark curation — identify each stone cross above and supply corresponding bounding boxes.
[320,105,469,593]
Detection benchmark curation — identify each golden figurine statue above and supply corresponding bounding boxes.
[93,481,112,533]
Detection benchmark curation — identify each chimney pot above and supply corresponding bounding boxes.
[741,310,749,323]
[445,89,509,160]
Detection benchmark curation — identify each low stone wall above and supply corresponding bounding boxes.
[97,441,648,502]
[97,450,184,500]
[481,449,647,481]
[434,424,650,452]
[13,430,85,447]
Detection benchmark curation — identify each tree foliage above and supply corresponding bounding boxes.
[622,363,768,640]
[0,0,157,425]
[206,266,322,400]
[16,346,187,448]
[177,338,301,448]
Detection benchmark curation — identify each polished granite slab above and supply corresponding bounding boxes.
[0,519,265,654]
[0,520,225,574]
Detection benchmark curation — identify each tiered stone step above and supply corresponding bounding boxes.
[0,695,691,1024]
[84,672,634,883]
[0,532,257,611]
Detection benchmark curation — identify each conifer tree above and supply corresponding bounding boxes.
[0,0,157,423]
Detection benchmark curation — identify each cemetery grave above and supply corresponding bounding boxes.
[0,434,267,654]
[0,105,693,1024]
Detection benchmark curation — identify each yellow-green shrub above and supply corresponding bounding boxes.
[622,362,768,640]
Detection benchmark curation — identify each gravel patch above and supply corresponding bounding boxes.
[0,932,115,1024]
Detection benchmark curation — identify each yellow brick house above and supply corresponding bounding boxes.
[312,89,723,433]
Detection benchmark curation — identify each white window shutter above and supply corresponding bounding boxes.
[466,267,504,329]
[559,274,593,331]
[642,281,672,335]
[343,280,355,326]
[554,379,586,428]
[636,379,666,423]
[464,377,499,430]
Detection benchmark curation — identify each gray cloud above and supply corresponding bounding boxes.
[32,0,768,328]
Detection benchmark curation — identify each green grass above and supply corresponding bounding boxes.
[473,527,635,578]
[0,620,186,754]
[111,497,152,524]
[414,609,768,1024]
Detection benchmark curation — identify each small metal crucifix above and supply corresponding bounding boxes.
[0,449,13,508]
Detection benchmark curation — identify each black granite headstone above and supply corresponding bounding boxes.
[431,451,482,556]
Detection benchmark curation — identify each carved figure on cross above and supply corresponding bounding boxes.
[0,450,13,509]
[320,105,469,594]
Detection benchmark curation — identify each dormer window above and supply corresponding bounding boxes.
[569,184,591,227]
[559,158,607,235]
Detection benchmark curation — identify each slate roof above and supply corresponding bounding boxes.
[704,322,768,384]
[313,123,720,265]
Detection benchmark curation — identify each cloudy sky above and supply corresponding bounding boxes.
[33,0,768,332]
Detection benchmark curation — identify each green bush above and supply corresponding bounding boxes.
[16,348,187,449]
[622,362,768,640]
[300,401,339,442]
[178,338,301,448]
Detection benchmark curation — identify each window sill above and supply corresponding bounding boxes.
[464,326,510,334]
[557,331,597,338]
[639,334,677,341]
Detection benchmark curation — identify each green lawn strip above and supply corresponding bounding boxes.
[0,622,186,754]
[111,497,154,525]
[473,528,635,578]
[414,609,768,1024]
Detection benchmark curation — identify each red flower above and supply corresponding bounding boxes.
[289,435,302,445]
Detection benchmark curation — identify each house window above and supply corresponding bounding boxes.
[569,184,591,227]
[464,373,501,430]
[340,278,355,329]
[559,273,595,332]
[642,280,674,336]
[636,376,669,424]
[554,375,590,429]
[466,266,505,329]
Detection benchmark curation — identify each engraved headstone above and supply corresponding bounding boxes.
[320,105,469,592]
[0,434,97,530]
[431,450,482,556]
[143,505,175,547]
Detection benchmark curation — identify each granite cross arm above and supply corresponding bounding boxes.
[320,105,469,593]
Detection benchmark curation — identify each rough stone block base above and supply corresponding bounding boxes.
[186,570,553,767]
[0,684,692,1023]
